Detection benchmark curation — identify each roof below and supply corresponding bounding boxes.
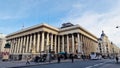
[6,23,98,40]
[6,23,59,37]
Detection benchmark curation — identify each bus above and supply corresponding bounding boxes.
[90,52,102,60]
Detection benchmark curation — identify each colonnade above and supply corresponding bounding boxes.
[8,32,97,56]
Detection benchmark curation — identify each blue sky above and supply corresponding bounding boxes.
[0,0,120,47]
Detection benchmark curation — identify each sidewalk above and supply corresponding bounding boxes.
[0,59,74,68]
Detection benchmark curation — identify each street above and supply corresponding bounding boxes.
[22,59,119,68]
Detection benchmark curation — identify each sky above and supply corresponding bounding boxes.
[0,0,120,47]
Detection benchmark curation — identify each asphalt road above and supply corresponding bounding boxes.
[23,59,119,68]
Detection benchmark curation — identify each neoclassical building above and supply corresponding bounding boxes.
[6,23,98,60]
[98,31,120,57]
[0,33,6,53]
[110,42,120,57]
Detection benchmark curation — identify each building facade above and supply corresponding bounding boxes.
[110,42,120,57]
[6,23,98,60]
[98,31,120,58]
[0,33,6,59]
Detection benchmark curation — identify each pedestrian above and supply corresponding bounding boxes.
[49,53,51,63]
[26,56,30,64]
[115,56,119,63]
[64,52,67,59]
[58,54,61,63]
[71,54,74,63]
[81,54,85,61]
[35,56,39,63]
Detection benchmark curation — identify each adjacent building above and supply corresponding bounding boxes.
[6,23,98,60]
[110,42,120,57]
[0,33,6,59]
[98,31,120,58]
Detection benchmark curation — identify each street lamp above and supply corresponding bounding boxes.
[116,26,120,28]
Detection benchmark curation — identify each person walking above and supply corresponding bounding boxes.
[81,54,84,60]
[116,56,119,63]
[26,56,31,64]
[35,56,39,63]
[71,54,74,63]
[58,54,61,63]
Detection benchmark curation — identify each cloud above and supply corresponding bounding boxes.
[61,0,120,47]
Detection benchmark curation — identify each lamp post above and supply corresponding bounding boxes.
[116,26,120,28]
[115,26,120,57]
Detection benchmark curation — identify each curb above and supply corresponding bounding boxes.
[8,62,57,68]
[8,60,72,68]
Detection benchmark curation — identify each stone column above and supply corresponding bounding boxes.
[13,39,16,54]
[51,34,53,51]
[79,34,81,52]
[23,36,26,53]
[33,34,36,52]
[12,40,14,54]
[46,33,49,52]
[89,38,91,53]
[77,33,81,53]
[54,35,57,53]
[14,38,17,53]
[15,38,18,53]
[9,40,12,54]
[41,32,44,52]
[83,36,86,55]
[18,37,21,53]
[11,39,14,54]
[72,34,74,53]
[83,35,85,55]
[14,38,18,53]
[14,39,17,54]
[17,38,20,53]
[67,35,69,53]
[81,34,83,43]
[58,36,60,53]
[62,35,64,52]
[86,37,89,55]
[19,37,23,54]
[26,35,29,53]
[8,40,11,54]
[18,38,20,53]
[39,33,41,52]
[80,34,84,54]
[20,37,23,54]
[29,35,32,53]
[37,33,40,53]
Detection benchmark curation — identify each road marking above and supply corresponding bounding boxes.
[85,66,93,68]
[93,64,99,66]
[85,63,104,68]
[99,63,103,65]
